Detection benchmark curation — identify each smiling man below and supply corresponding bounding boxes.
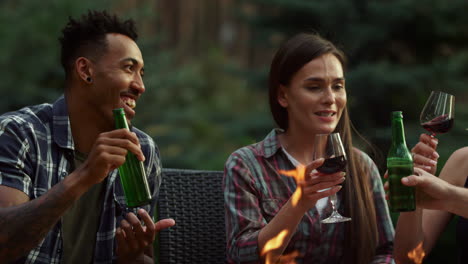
[0,10,174,264]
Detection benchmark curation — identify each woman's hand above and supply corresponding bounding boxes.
[402,167,452,211]
[411,133,439,174]
[293,158,345,211]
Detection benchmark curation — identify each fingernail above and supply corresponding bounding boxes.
[424,166,432,171]
[433,152,439,158]
[429,160,437,166]
[341,172,346,176]
[431,139,438,145]
[311,175,319,180]
[401,177,408,184]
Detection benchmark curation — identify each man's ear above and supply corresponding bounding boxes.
[75,57,94,84]
[277,84,289,108]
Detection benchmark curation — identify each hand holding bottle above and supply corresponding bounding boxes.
[113,108,151,207]
[75,129,145,191]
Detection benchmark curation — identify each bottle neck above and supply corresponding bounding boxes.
[114,114,129,130]
[391,117,407,146]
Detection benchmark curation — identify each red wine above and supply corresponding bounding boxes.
[422,115,454,134]
[317,155,347,174]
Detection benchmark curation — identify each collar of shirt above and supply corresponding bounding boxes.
[257,128,285,158]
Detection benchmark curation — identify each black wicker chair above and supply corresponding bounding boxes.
[154,168,226,264]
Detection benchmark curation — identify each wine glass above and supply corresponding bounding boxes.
[313,133,351,224]
[420,91,455,136]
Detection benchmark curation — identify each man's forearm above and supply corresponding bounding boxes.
[0,175,84,262]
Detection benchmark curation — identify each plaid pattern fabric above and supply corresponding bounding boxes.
[223,129,394,264]
[0,96,161,264]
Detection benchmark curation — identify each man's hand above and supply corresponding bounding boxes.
[76,129,145,189]
[116,209,175,263]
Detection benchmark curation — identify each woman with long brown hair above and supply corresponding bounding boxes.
[223,33,394,263]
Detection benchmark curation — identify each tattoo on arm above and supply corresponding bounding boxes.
[0,181,78,262]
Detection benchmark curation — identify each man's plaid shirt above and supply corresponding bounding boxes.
[0,96,161,263]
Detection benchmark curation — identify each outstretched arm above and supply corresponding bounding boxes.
[403,147,468,216]
[403,168,468,218]
[392,134,448,264]
[394,146,468,263]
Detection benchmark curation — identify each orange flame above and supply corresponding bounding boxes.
[407,242,425,264]
[261,229,300,264]
[260,166,305,264]
[261,230,289,256]
[279,165,306,207]
[277,251,300,264]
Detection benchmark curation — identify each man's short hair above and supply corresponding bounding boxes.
[59,10,138,78]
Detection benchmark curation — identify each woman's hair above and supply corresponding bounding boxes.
[268,33,379,264]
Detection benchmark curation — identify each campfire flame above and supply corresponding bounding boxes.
[407,242,425,264]
[260,166,306,264]
[261,229,300,264]
[261,230,289,256]
[279,165,306,207]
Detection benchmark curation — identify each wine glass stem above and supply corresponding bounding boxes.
[330,194,337,211]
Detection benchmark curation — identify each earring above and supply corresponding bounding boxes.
[86,76,92,83]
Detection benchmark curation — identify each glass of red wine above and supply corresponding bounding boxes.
[313,133,351,224]
[420,91,455,136]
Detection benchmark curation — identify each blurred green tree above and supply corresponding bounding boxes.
[135,49,272,169]
[0,0,116,112]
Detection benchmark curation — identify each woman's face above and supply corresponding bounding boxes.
[278,53,346,135]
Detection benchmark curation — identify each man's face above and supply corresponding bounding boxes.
[86,33,145,127]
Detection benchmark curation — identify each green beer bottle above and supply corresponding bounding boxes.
[113,108,151,207]
[387,111,415,212]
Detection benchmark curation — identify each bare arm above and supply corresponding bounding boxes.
[0,172,88,262]
[394,208,451,263]
[394,146,468,263]
[393,134,442,263]
[406,147,468,217]
[420,147,468,249]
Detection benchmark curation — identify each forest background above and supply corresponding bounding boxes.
[1,0,467,262]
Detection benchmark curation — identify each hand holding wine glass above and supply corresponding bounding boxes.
[313,132,351,224]
[420,91,455,136]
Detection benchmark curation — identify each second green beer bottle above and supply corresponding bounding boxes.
[387,111,416,212]
[113,108,152,207]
